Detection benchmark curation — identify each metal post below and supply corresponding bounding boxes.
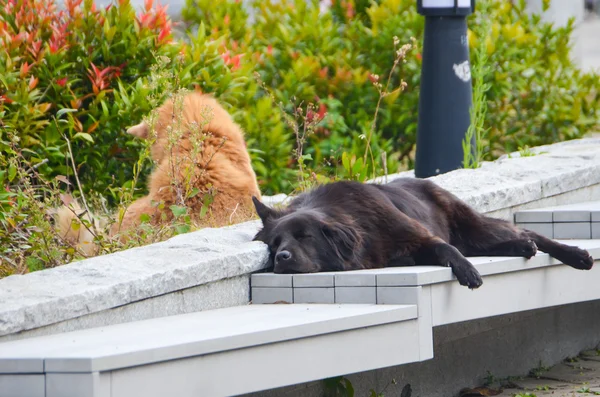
[414,1,475,178]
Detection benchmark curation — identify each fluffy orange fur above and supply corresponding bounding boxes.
[55,91,261,253]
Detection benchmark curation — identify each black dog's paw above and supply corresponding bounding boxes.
[520,239,538,259]
[451,260,483,289]
[561,247,594,270]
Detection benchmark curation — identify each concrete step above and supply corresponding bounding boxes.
[0,303,421,397]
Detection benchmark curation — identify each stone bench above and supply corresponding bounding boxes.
[251,239,600,327]
[0,304,421,397]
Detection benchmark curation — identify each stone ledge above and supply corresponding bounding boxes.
[405,138,600,214]
[2,138,600,341]
[0,221,266,337]
[269,138,600,216]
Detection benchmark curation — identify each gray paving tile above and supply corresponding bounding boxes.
[553,211,591,223]
[539,363,599,384]
[251,287,293,304]
[334,272,376,287]
[592,211,600,222]
[293,273,334,288]
[554,223,592,239]
[376,267,448,286]
[0,374,45,397]
[509,377,576,391]
[515,210,553,223]
[593,223,600,239]
[515,222,554,238]
[251,273,292,288]
[581,350,600,362]
[566,358,600,371]
[293,288,334,304]
[46,373,110,397]
[335,287,377,304]
[377,287,421,305]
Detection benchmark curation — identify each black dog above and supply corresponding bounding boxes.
[252,179,594,289]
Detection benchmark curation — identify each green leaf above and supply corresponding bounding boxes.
[56,108,78,118]
[139,213,151,223]
[7,164,16,182]
[169,205,188,217]
[341,152,350,172]
[352,157,364,175]
[70,219,81,231]
[187,188,201,199]
[26,257,45,272]
[174,224,191,235]
[73,132,94,143]
[345,378,355,397]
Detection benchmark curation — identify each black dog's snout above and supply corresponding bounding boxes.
[276,250,292,262]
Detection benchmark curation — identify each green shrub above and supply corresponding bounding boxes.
[1,0,171,198]
[0,0,252,201]
[0,0,253,273]
[182,0,599,188]
[469,0,600,157]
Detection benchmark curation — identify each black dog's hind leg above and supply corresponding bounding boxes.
[451,208,593,270]
[521,229,594,270]
[453,214,539,258]
[463,238,538,259]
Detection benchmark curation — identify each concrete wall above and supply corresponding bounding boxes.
[245,300,600,397]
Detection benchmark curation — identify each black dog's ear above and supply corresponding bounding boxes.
[252,196,276,224]
[321,221,361,263]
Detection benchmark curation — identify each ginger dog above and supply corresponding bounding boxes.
[56,91,261,254]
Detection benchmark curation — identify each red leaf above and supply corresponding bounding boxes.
[28,76,39,90]
[19,61,31,78]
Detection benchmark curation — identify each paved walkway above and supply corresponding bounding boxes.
[462,350,600,397]
[580,14,600,72]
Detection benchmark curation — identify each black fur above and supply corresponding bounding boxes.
[252,179,594,289]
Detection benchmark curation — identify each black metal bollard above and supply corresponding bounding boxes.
[414,1,475,179]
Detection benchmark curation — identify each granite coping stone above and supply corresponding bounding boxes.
[2,138,600,339]
[271,138,600,213]
[0,304,417,374]
[0,221,267,337]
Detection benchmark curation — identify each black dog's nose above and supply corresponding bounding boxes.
[276,250,292,262]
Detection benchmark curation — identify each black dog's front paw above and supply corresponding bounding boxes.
[520,239,538,259]
[451,259,483,289]
[561,247,594,270]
